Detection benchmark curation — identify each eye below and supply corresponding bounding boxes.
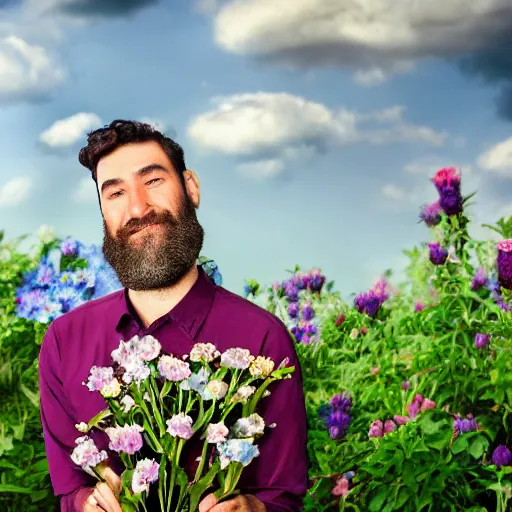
[146,178,161,186]
[109,191,123,199]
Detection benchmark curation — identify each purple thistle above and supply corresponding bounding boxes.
[419,201,442,227]
[492,445,512,468]
[497,240,512,290]
[475,333,490,350]
[471,268,488,291]
[309,269,326,292]
[431,167,463,216]
[401,380,411,391]
[60,238,80,257]
[287,302,299,319]
[301,303,315,321]
[414,302,425,312]
[428,243,448,265]
[453,414,478,436]
[284,282,300,302]
[330,392,352,412]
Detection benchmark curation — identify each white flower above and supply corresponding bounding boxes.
[166,413,194,439]
[232,414,265,438]
[75,422,89,433]
[206,422,229,444]
[207,380,229,400]
[230,385,256,403]
[190,342,221,363]
[71,436,108,476]
[137,335,161,361]
[220,348,255,370]
[131,458,159,494]
[38,224,56,244]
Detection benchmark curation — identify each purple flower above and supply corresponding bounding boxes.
[166,413,194,440]
[328,410,351,440]
[158,355,192,381]
[407,394,423,419]
[301,303,315,321]
[309,269,326,292]
[383,420,397,434]
[330,392,352,412]
[287,302,299,319]
[492,445,512,468]
[284,282,299,302]
[471,268,488,291]
[419,201,442,227]
[71,436,108,472]
[401,381,411,390]
[431,167,463,216]
[60,238,80,257]
[428,243,448,265]
[420,398,437,411]
[453,414,478,435]
[354,279,389,318]
[132,458,160,494]
[475,333,490,350]
[497,240,512,290]
[368,420,384,438]
[414,302,425,312]
[105,424,144,455]
[394,415,410,425]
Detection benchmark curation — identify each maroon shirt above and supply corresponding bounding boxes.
[39,266,309,511]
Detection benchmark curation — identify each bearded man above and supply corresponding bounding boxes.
[38,120,309,512]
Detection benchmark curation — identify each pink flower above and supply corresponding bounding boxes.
[71,436,108,474]
[394,415,410,425]
[368,420,384,438]
[370,367,380,375]
[85,366,114,392]
[166,413,194,439]
[331,477,350,497]
[383,420,397,434]
[105,424,144,455]
[158,355,191,381]
[221,348,255,369]
[206,422,229,444]
[132,458,159,494]
[420,398,437,411]
[137,335,161,361]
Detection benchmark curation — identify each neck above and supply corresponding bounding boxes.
[127,264,199,328]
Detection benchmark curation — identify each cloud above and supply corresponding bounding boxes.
[0,35,65,102]
[25,0,159,18]
[381,184,408,201]
[188,92,448,160]
[477,136,512,176]
[139,116,175,136]
[195,0,219,15]
[74,177,98,204]
[40,112,102,148]
[236,158,285,179]
[0,176,32,206]
[212,0,512,101]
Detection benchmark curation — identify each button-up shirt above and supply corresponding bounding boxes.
[39,266,309,511]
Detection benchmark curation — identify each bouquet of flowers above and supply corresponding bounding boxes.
[71,335,294,511]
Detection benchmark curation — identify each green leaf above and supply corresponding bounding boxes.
[368,486,388,512]
[451,435,469,454]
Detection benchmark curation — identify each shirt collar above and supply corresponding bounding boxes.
[114,265,216,338]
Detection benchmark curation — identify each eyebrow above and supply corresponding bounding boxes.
[100,163,169,195]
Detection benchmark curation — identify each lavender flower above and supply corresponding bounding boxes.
[71,436,108,475]
[287,302,299,319]
[453,414,479,436]
[158,355,191,382]
[419,201,442,227]
[301,303,315,321]
[497,240,512,290]
[166,413,194,439]
[132,459,159,494]
[60,238,80,257]
[105,424,144,455]
[492,445,512,468]
[475,333,490,350]
[323,392,352,440]
[309,269,326,292]
[428,243,448,265]
[330,392,352,412]
[431,167,463,216]
[283,282,299,302]
[471,268,488,291]
[221,348,255,369]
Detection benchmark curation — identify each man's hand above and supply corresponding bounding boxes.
[81,464,122,511]
[198,493,267,512]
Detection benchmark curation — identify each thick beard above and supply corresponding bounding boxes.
[102,194,205,291]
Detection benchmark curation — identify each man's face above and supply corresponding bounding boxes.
[96,140,204,291]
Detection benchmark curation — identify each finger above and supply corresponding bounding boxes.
[84,492,104,512]
[199,492,219,512]
[94,483,122,512]
[102,466,122,496]
[209,497,242,512]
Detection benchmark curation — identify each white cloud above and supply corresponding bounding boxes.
[236,158,285,179]
[0,177,32,206]
[0,35,64,102]
[74,177,98,204]
[477,136,512,176]
[212,0,512,81]
[382,184,408,201]
[139,117,167,133]
[187,92,448,162]
[40,112,102,147]
[354,62,414,86]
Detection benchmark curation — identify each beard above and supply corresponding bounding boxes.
[102,193,205,291]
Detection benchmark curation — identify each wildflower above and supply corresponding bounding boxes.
[284,282,299,302]
[71,436,108,474]
[207,380,229,400]
[453,414,478,436]
[38,224,56,244]
[232,414,265,438]
[415,302,425,312]
[158,355,191,382]
[419,201,442,227]
[166,413,194,440]
[475,333,490,350]
[370,367,379,375]
[407,394,423,419]
[354,279,389,317]
[309,269,326,292]
[401,381,411,390]
[330,392,352,412]
[189,342,221,363]
[216,439,260,470]
[249,356,275,378]
[394,415,410,425]
[428,242,448,265]
[231,386,256,403]
[105,424,144,455]
[431,167,463,216]
[335,314,346,326]
[206,422,230,444]
[497,240,512,290]
[420,398,437,411]
[327,410,351,440]
[132,459,159,494]
[368,420,384,438]
[492,445,512,468]
[287,302,299,319]
[60,238,80,257]
[471,268,488,291]
[360,327,368,335]
[349,328,358,339]
[384,420,397,434]
[331,476,350,497]
[301,303,315,321]
[221,348,255,369]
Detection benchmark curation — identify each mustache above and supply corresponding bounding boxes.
[117,210,177,239]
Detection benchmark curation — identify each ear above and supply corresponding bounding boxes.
[183,170,200,207]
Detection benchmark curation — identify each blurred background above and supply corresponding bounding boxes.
[0,0,511,298]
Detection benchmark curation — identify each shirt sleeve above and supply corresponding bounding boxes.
[237,321,310,511]
[38,321,95,510]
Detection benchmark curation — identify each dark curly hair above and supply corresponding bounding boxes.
[78,119,186,184]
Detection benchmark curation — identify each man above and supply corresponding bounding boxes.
[38,120,309,512]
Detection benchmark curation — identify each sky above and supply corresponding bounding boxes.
[0,0,512,300]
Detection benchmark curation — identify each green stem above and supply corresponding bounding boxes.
[193,440,209,483]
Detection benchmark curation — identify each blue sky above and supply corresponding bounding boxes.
[1,0,512,299]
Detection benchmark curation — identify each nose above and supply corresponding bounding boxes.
[126,186,151,220]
